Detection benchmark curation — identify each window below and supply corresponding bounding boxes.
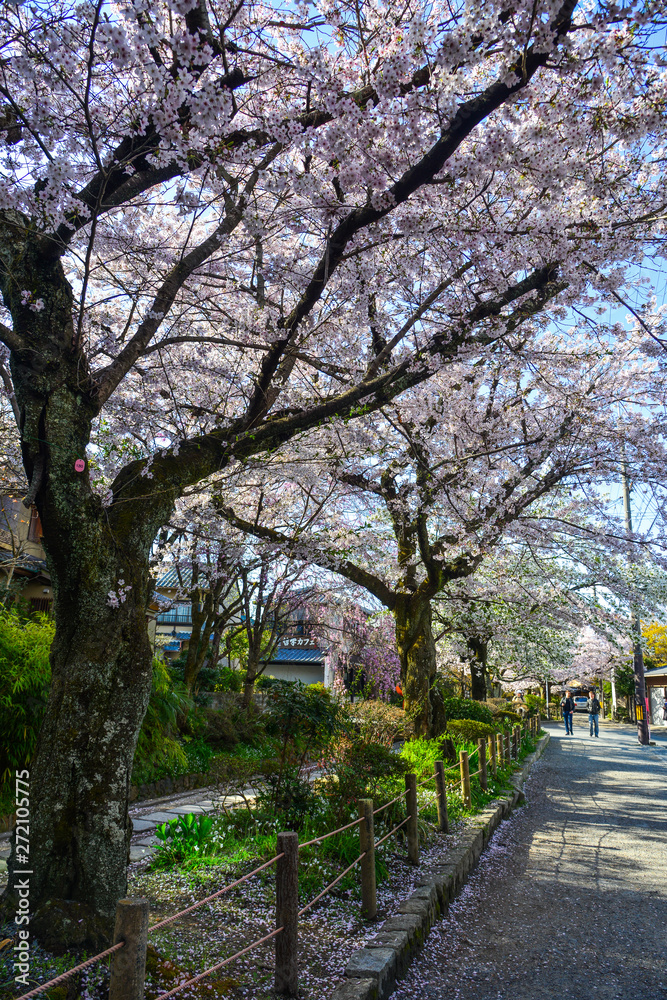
[29,597,52,616]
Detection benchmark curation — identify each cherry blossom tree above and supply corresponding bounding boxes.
[1,0,667,940]
[217,332,666,733]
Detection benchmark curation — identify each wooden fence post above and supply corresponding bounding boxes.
[405,773,419,864]
[358,799,377,920]
[513,725,520,759]
[504,732,511,767]
[275,832,299,996]
[108,898,149,1000]
[459,750,471,810]
[477,739,488,792]
[488,735,497,779]
[496,733,504,772]
[434,760,449,834]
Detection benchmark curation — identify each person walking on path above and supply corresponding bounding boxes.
[561,690,575,734]
[587,689,601,737]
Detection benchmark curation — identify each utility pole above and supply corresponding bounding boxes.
[620,453,650,745]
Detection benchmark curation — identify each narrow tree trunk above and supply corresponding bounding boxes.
[242,659,260,708]
[468,637,488,701]
[183,595,208,695]
[394,598,440,736]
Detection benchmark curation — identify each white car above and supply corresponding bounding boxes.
[573,695,589,713]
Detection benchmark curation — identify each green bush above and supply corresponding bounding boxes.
[213,665,243,693]
[441,696,493,725]
[0,609,54,787]
[493,708,523,724]
[446,719,497,741]
[132,658,192,784]
[524,692,546,716]
[399,735,446,777]
[326,740,408,819]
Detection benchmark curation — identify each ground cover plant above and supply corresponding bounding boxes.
[0,704,542,999]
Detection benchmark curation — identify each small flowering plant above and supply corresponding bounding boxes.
[153,812,214,864]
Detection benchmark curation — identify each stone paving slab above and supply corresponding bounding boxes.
[131,818,156,832]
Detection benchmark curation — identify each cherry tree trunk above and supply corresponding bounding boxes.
[468,637,488,702]
[394,598,441,737]
[0,239,165,945]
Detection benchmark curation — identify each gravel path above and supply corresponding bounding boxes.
[393,721,667,1000]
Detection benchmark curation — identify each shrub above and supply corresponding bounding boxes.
[0,609,54,787]
[441,696,493,725]
[446,719,497,742]
[399,735,447,777]
[344,700,410,746]
[132,658,192,784]
[524,693,546,716]
[493,708,523,724]
[325,740,408,818]
[213,665,243,693]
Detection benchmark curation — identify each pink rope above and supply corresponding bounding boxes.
[372,789,407,816]
[300,815,364,849]
[298,851,367,916]
[150,853,284,932]
[374,814,411,848]
[14,942,125,1000]
[155,927,284,999]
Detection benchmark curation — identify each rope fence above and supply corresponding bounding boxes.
[13,943,125,1000]
[16,717,540,1000]
[156,926,284,1000]
[298,851,367,916]
[149,852,284,932]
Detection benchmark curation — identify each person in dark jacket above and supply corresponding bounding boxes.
[587,689,601,737]
[561,690,575,735]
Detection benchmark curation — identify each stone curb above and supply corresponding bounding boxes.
[331,731,551,1000]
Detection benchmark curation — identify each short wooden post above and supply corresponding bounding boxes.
[405,773,419,864]
[477,739,488,792]
[459,750,471,810]
[496,733,504,772]
[513,725,520,759]
[109,897,149,1000]
[504,732,511,767]
[275,832,299,995]
[434,760,449,834]
[488,735,497,778]
[358,798,377,920]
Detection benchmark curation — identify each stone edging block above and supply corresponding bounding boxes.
[330,731,550,1000]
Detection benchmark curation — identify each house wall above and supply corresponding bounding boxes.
[264,662,325,685]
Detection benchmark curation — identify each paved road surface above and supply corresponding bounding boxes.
[393,720,667,1000]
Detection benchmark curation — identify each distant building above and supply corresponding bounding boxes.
[0,495,52,613]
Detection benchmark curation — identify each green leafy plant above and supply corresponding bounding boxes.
[446,719,497,741]
[399,735,447,777]
[132,658,192,785]
[492,708,523,724]
[524,692,546,716]
[441,696,493,725]
[0,608,54,788]
[153,812,214,865]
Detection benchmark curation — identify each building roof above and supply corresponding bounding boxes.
[263,647,324,665]
[644,664,667,682]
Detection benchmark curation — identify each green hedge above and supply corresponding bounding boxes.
[441,696,493,725]
[447,719,497,741]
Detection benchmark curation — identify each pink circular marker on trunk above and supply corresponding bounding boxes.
[74,459,86,472]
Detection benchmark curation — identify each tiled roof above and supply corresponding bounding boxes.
[263,647,324,664]
[163,641,181,651]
